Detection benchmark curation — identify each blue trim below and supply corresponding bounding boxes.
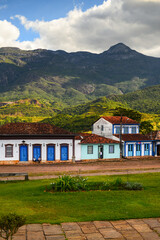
[124,142,126,157]
[144,143,150,156]
[155,142,157,156]
[20,145,28,162]
[136,143,141,156]
[112,124,115,134]
[124,140,153,143]
[152,142,154,156]
[128,144,134,157]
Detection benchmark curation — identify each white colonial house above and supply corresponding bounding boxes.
[92,116,153,158]
[0,123,81,164]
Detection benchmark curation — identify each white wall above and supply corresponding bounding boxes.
[92,118,113,137]
[0,139,81,162]
[75,140,81,161]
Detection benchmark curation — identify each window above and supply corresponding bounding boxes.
[123,127,129,134]
[136,144,141,151]
[5,144,13,157]
[128,144,133,151]
[101,125,104,131]
[145,144,149,151]
[115,127,120,134]
[132,127,137,134]
[109,145,114,153]
[87,146,93,154]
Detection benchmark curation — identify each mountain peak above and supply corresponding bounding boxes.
[102,43,140,59]
[108,43,131,53]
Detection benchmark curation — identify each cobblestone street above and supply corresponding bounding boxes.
[4,218,160,240]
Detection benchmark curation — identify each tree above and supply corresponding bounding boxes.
[0,213,26,240]
[140,121,153,135]
[113,107,142,122]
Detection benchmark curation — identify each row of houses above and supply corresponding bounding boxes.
[0,116,159,164]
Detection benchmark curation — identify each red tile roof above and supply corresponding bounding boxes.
[114,134,151,141]
[0,123,73,135]
[101,116,139,125]
[80,133,119,144]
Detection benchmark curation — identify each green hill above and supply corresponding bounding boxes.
[0,43,160,110]
[109,85,160,114]
[42,97,143,132]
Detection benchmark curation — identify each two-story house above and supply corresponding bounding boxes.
[92,116,153,158]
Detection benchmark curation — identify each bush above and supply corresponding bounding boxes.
[50,176,143,192]
[124,182,143,190]
[51,175,87,192]
[0,213,26,240]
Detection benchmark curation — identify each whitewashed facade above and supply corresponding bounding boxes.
[0,123,81,164]
[0,139,81,163]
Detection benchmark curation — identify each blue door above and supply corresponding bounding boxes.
[144,144,150,156]
[47,145,55,161]
[136,144,141,156]
[128,144,134,157]
[61,145,68,161]
[20,145,28,162]
[33,145,41,161]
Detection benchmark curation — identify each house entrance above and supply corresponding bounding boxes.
[157,145,160,156]
[33,145,41,161]
[47,145,55,161]
[20,145,28,162]
[128,144,134,157]
[98,145,103,159]
[61,145,68,161]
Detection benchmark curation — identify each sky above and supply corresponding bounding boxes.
[0,0,160,57]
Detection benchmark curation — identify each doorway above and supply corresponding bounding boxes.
[157,145,160,156]
[20,145,28,162]
[98,145,103,159]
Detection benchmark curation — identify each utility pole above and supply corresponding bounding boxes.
[120,115,123,159]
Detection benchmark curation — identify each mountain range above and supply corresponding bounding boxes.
[0,43,160,110]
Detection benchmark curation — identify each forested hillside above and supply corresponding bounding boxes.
[0,43,160,110]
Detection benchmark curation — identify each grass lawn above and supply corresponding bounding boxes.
[0,173,160,224]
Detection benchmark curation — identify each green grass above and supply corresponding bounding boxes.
[0,173,160,224]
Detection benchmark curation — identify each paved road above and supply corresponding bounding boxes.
[1,159,160,180]
[0,159,160,173]
[7,218,160,240]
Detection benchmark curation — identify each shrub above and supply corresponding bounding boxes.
[51,175,87,192]
[0,213,26,240]
[87,182,105,191]
[124,182,143,190]
[50,176,143,192]
[74,175,88,191]
[112,178,124,189]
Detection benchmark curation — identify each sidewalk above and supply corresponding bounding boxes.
[10,218,160,240]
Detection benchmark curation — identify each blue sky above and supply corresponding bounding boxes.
[0,0,104,41]
[0,0,160,56]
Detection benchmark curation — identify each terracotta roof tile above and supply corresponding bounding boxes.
[0,123,73,135]
[102,116,139,125]
[114,134,151,141]
[80,133,119,144]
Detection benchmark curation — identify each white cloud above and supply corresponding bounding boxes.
[1,0,160,57]
[0,20,19,46]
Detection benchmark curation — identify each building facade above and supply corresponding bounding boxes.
[92,116,153,158]
[80,133,120,160]
[0,123,81,164]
